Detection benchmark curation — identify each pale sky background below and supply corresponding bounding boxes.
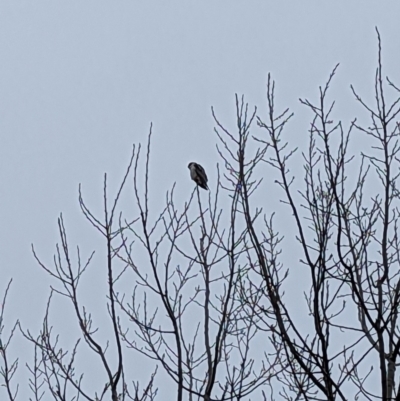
[1,1,400,399]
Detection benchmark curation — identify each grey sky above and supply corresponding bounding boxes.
[0,1,399,398]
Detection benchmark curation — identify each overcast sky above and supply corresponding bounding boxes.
[0,1,400,399]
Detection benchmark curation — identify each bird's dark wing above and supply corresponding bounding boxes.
[195,164,208,184]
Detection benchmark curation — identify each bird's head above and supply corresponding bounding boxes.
[188,162,194,170]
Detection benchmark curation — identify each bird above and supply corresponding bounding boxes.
[188,162,209,190]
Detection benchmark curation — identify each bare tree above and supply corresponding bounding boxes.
[19,150,157,401]
[2,28,400,401]
[115,125,280,401]
[229,28,400,400]
[0,280,19,401]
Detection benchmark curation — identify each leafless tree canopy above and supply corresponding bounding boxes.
[2,29,400,401]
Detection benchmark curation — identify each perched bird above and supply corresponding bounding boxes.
[188,162,209,190]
